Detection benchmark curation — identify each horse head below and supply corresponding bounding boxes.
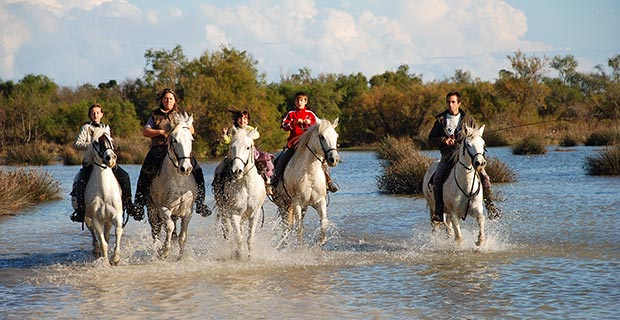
[91,127,117,168]
[315,118,340,167]
[168,112,194,176]
[229,127,259,179]
[461,124,486,172]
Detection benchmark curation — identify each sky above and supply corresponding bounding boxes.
[1,0,619,87]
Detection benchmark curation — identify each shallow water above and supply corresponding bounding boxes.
[1,147,619,319]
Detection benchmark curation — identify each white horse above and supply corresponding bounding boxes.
[272,118,340,246]
[214,127,266,259]
[83,127,124,266]
[147,112,197,259]
[423,124,487,247]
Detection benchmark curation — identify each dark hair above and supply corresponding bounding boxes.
[158,88,178,107]
[228,108,251,127]
[294,91,308,99]
[88,103,103,114]
[446,91,461,103]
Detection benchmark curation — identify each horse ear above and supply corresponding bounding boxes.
[249,127,260,140]
[231,127,238,136]
[333,117,339,128]
[479,124,485,136]
[187,113,194,126]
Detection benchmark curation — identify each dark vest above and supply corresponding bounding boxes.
[149,106,186,147]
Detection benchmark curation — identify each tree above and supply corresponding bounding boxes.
[5,74,58,144]
[494,51,550,123]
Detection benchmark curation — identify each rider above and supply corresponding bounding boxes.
[212,108,274,197]
[428,91,501,223]
[131,88,211,221]
[271,91,338,192]
[70,103,133,223]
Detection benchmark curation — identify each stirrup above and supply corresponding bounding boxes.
[70,209,85,223]
[327,181,339,193]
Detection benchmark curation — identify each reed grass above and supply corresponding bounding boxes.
[485,156,517,183]
[483,130,510,147]
[0,168,63,215]
[585,130,620,146]
[584,145,620,175]
[376,136,434,195]
[512,135,547,155]
[5,142,58,165]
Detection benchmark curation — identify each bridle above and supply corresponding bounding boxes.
[306,132,337,164]
[454,135,484,217]
[459,135,485,171]
[92,134,115,169]
[231,140,255,175]
[167,125,192,169]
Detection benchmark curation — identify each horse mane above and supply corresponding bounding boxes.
[83,127,108,166]
[170,111,193,136]
[297,118,332,148]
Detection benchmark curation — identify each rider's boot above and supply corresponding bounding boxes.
[432,181,444,223]
[193,167,212,217]
[70,168,88,223]
[480,170,501,219]
[324,171,339,193]
[483,185,501,220]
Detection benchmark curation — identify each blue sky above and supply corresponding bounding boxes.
[1,0,618,86]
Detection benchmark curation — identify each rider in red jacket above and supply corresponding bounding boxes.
[273,91,338,192]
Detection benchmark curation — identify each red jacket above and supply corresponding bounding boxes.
[281,108,317,148]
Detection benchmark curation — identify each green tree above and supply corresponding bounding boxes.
[5,74,58,144]
[494,50,550,123]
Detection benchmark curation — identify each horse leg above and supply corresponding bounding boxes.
[177,215,191,258]
[316,202,329,246]
[294,206,304,243]
[247,212,259,258]
[112,220,123,266]
[450,215,463,247]
[88,225,100,257]
[475,210,486,247]
[231,214,243,259]
[93,220,110,265]
[158,214,174,259]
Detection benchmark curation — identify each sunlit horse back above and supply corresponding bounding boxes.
[84,127,124,266]
[423,124,487,247]
[148,112,197,259]
[214,127,266,259]
[272,118,339,246]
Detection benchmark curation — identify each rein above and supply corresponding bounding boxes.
[167,126,192,169]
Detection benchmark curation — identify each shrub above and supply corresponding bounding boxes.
[115,136,149,164]
[585,145,620,175]
[376,136,434,195]
[5,143,58,165]
[62,145,82,165]
[559,135,579,147]
[485,156,517,183]
[585,130,620,146]
[512,135,547,155]
[0,168,62,215]
[483,130,510,147]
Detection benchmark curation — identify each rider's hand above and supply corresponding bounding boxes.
[222,127,228,135]
[444,135,456,146]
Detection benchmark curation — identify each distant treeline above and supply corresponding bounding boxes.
[1,46,619,157]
